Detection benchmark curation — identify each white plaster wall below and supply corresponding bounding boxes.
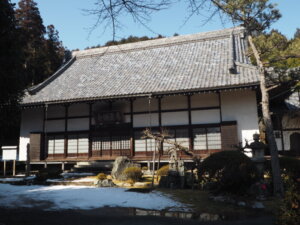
[283,130,300,151]
[68,103,89,117]
[45,120,65,132]
[275,137,283,151]
[133,113,159,127]
[19,108,44,161]
[191,109,220,124]
[221,90,259,145]
[133,98,158,112]
[47,105,65,118]
[191,93,219,107]
[68,118,89,131]
[162,111,188,126]
[161,95,187,110]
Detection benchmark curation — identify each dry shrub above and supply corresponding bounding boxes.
[96,173,107,180]
[123,167,142,182]
[157,165,169,176]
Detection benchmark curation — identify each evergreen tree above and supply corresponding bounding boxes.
[294,28,300,39]
[0,0,23,145]
[15,0,65,86]
[15,0,46,86]
[44,25,65,76]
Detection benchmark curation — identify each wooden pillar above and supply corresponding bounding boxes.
[44,161,48,169]
[62,162,65,171]
[25,143,30,177]
[157,96,162,168]
[13,160,16,176]
[3,160,6,176]
[218,91,223,122]
[130,99,135,157]
[187,94,193,150]
[64,104,69,158]
[42,104,48,160]
[88,103,93,158]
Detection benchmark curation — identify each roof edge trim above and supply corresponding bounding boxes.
[21,83,259,107]
[28,57,77,95]
[73,27,245,58]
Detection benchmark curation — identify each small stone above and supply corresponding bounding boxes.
[134,182,147,187]
[178,213,193,219]
[238,201,246,206]
[199,213,210,221]
[135,209,148,216]
[252,201,264,209]
[123,183,132,187]
[210,214,220,221]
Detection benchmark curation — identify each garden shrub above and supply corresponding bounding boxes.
[157,165,169,176]
[122,167,142,182]
[277,178,300,225]
[141,166,148,171]
[96,173,107,180]
[198,151,259,195]
[265,156,300,190]
[36,167,62,182]
[278,157,300,180]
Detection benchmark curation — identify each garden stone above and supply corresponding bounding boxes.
[111,156,140,180]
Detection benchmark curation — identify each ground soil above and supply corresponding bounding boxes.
[0,207,275,225]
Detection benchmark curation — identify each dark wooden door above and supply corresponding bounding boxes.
[290,132,300,155]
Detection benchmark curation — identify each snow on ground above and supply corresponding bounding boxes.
[0,183,185,211]
[61,172,95,178]
[46,177,96,183]
[0,176,36,182]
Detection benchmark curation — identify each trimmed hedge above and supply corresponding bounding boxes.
[198,151,259,195]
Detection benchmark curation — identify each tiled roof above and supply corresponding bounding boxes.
[22,27,259,105]
[285,90,300,111]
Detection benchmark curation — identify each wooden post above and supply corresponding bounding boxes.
[62,162,65,171]
[3,160,6,176]
[13,160,16,176]
[25,143,30,177]
[187,95,193,150]
[130,99,135,157]
[44,162,48,168]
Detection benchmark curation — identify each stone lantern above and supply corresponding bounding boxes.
[249,133,266,179]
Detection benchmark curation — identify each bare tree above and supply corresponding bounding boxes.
[143,129,201,173]
[85,0,171,39]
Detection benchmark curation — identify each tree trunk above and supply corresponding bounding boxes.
[248,36,284,196]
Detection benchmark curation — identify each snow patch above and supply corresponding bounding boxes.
[0,184,185,211]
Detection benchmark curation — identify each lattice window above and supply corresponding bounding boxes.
[193,127,221,150]
[47,135,64,155]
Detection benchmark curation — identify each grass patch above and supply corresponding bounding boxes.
[159,189,278,217]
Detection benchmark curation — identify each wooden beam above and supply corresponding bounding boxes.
[88,103,93,158]
[218,91,223,122]
[187,95,193,150]
[124,106,220,115]
[64,104,69,158]
[130,99,135,157]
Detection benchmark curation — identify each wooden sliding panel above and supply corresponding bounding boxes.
[29,133,42,161]
[220,122,238,150]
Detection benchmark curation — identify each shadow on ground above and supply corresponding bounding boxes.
[0,207,275,225]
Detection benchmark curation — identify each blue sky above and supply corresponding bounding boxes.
[11,0,300,50]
